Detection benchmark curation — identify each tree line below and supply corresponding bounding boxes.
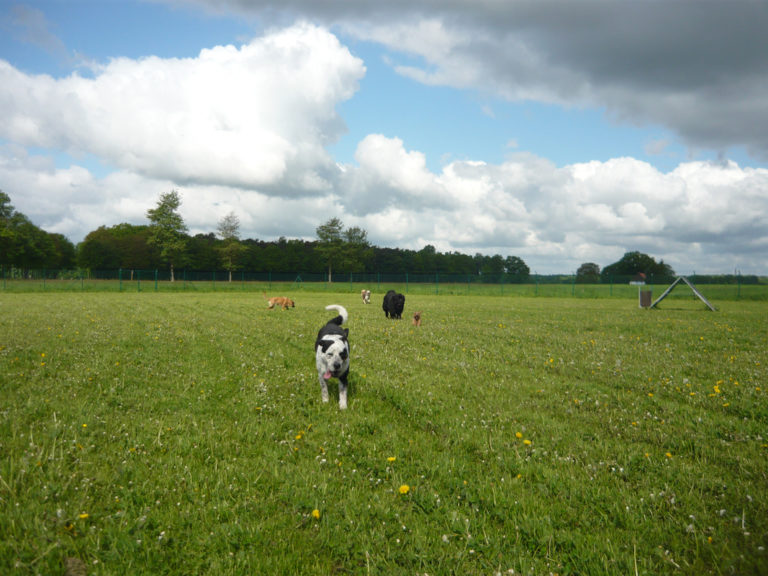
[1,190,532,279]
[2,190,761,284]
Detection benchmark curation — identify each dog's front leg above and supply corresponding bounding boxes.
[338,376,348,409]
[319,375,330,403]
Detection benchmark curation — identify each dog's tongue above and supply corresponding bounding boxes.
[323,371,332,380]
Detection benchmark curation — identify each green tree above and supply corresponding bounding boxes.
[315,218,344,282]
[315,218,371,281]
[216,211,246,282]
[11,214,53,270]
[601,251,675,281]
[187,233,218,271]
[576,262,601,283]
[0,192,66,270]
[77,224,157,271]
[504,256,530,281]
[47,233,76,269]
[343,226,373,273]
[77,226,121,269]
[146,190,188,282]
[0,191,17,265]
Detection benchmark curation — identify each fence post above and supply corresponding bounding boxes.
[119,268,123,291]
[154,269,158,291]
[137,270,141,292]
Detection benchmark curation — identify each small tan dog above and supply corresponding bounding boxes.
[361,289,371,304]
[264,292,295,310]
[412,311,422,326]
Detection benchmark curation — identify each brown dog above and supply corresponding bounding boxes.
[412,311,422,326]
[361,289,371,304]
[264,292,295,310]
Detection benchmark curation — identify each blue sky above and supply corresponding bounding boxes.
[2,0,767,274]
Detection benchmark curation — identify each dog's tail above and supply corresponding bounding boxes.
[325,304,348,326]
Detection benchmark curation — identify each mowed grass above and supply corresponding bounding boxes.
[1,291,766,575]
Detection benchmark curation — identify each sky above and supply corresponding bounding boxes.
[1,0,768,275]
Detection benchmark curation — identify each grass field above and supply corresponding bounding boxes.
[1,291,766,575]
[2,277,768,303]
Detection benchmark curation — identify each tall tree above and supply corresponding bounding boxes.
[216,211,246,282]
[315,219,372,281]
[601,251,675,281]
[0,191,17,265]
[146,190,188,282]
[315,217,344,282]
[343,226,373,273]
[504,256,530,278]
[576,262,601,283]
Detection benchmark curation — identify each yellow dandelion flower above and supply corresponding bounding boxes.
[523,439,532,446]
[398,484,410,495]
[312,509,321,520]
[387,456,397,462]
[78,513,89,520]
[515,432,523,439]
[665,452,673,459]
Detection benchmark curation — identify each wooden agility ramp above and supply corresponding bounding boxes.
[650,276,716,311]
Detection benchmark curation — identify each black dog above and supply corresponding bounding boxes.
[382,290,405,319]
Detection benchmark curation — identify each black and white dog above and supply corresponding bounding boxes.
[382,290,405,319]
[315,305,350,409]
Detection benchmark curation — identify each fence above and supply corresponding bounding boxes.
[2,267,766,301]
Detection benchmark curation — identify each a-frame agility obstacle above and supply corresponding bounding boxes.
[650,276,716,311]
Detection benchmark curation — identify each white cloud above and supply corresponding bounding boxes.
[0,22,364,192]
[5,135,767,274]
